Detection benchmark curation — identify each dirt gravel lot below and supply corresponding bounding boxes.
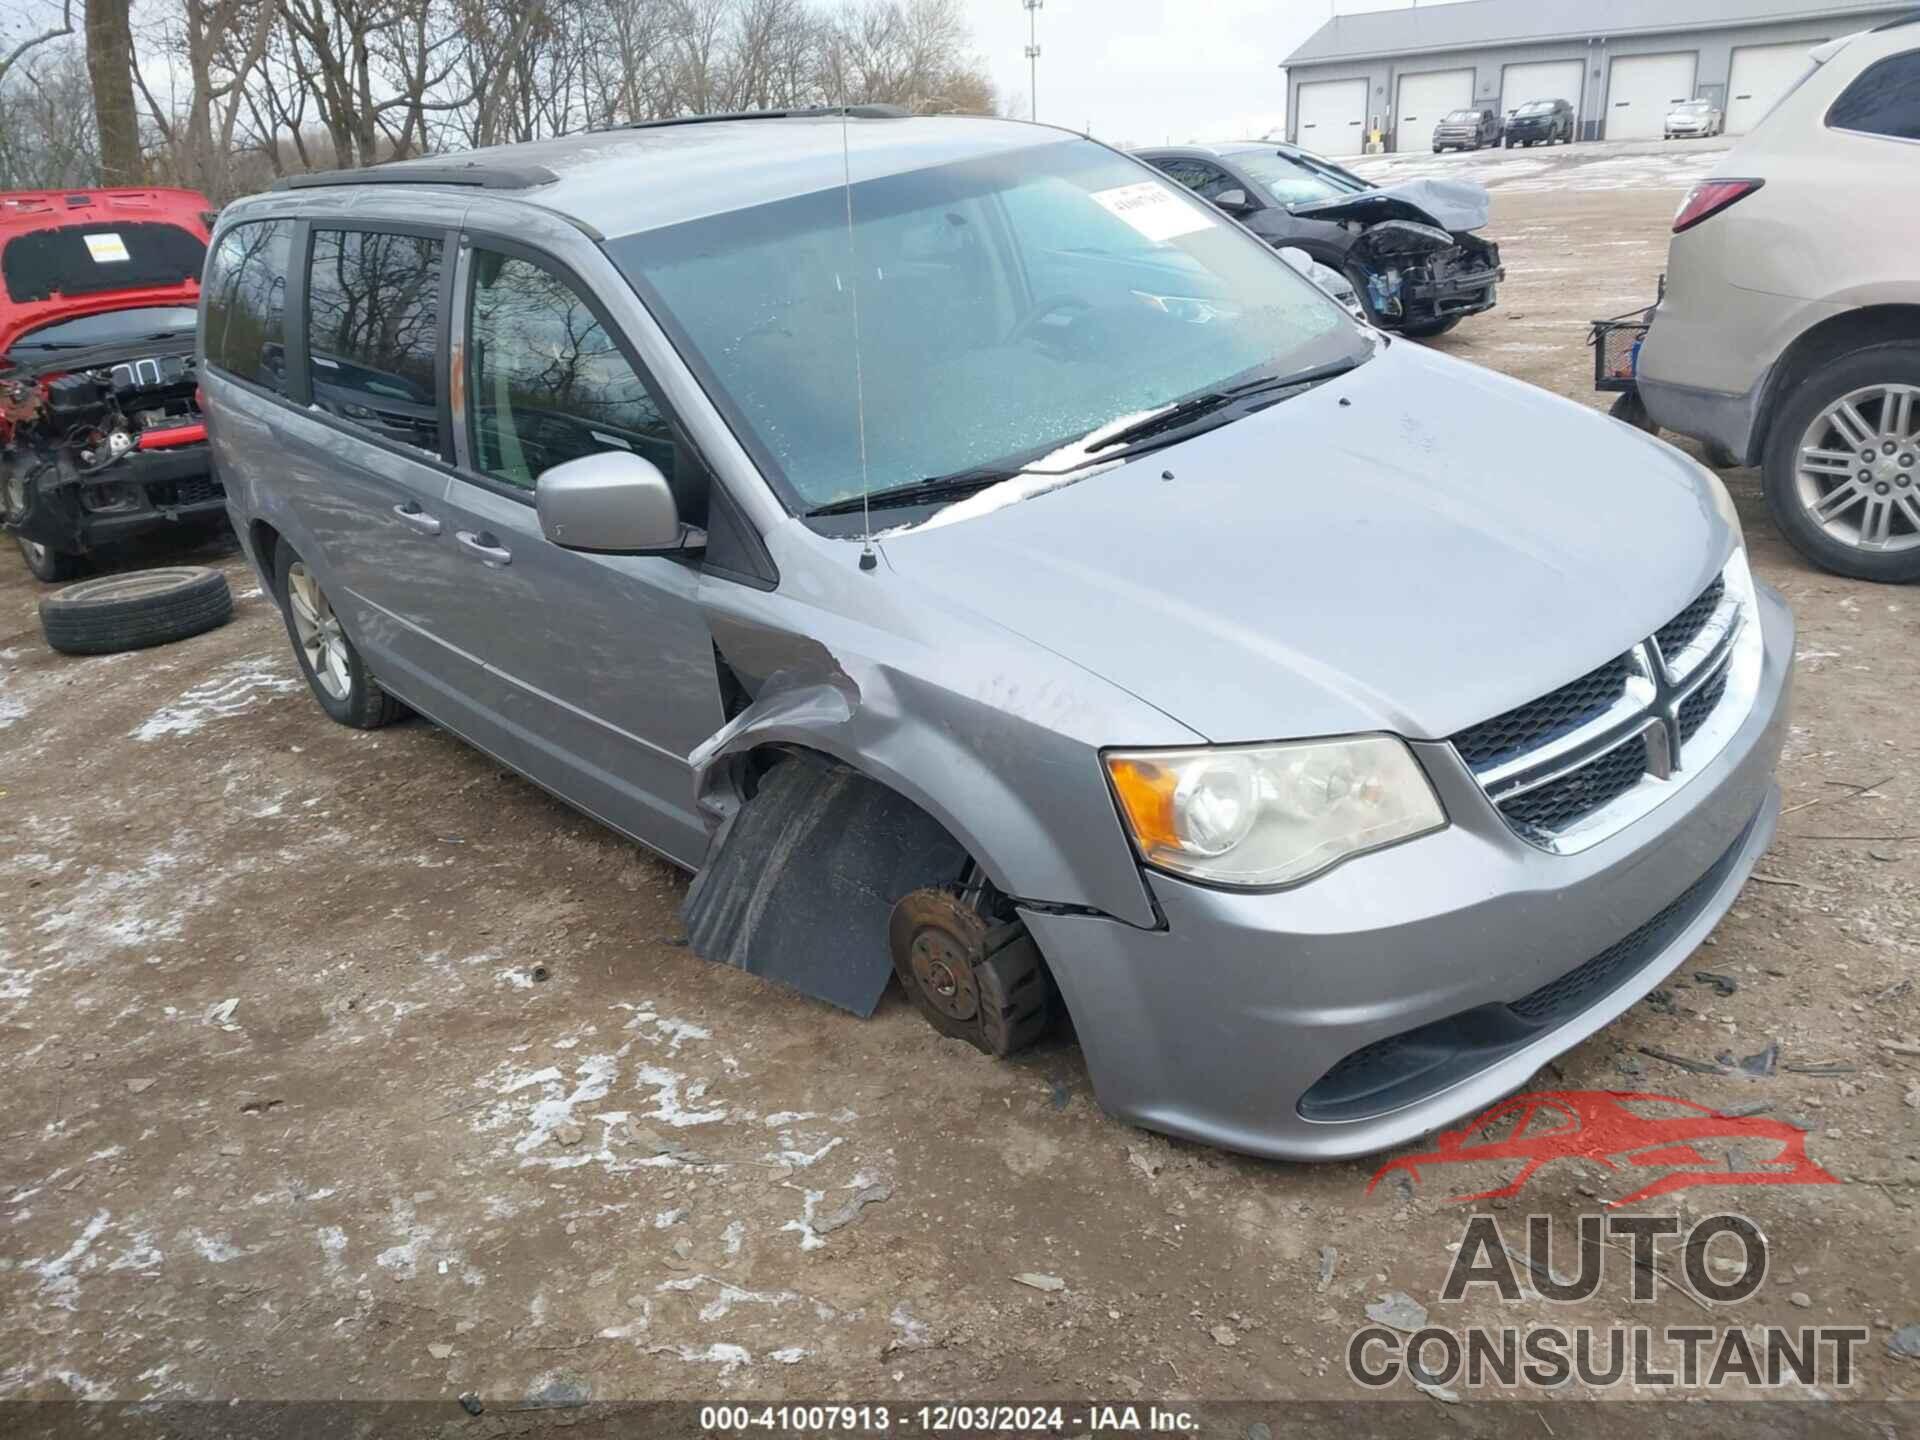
[4,140,1919,1425]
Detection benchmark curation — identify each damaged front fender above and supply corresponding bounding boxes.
[688,588,1177,936]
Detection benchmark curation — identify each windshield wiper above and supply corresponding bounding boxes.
[1084,357,1363,454]
[805,356,1365,518]
[806,466,1019,518]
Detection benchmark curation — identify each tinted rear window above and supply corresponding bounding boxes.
[203,219,293,393]
[306,228,444,455]
[1828,48,1920,140]
[2,222,205,303]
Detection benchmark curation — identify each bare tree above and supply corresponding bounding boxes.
[85,0,140,181]
[0,0,74,93]
[0,41,99,188]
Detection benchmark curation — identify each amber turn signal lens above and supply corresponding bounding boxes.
[1106,755,1181,852]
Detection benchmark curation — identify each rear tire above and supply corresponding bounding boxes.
[272,538,407,727]
[38,566,231,655]
[1761,344,1920,584]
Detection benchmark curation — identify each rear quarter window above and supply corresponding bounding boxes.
[1828,48,1920,140]
[203,219,293,393]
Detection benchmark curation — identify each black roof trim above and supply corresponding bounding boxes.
[620,104,912,131]
[1871,8,1920,29]
[272,162,560,192]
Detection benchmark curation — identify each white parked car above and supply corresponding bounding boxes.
[1664,99,1724,138]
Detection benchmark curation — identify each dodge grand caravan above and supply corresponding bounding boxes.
[204,110,1792,1162]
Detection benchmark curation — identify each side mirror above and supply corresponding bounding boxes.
[535,450,698,553]
[1214,187,1253,213]
[1276,246,1315,276]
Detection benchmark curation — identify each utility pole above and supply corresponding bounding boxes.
[1024,0,1042,122]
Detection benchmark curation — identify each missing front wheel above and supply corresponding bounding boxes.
[887,888,1054,1058]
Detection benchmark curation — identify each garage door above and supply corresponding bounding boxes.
[1606,52,1698,140]
[1727,41,1818,133]
[1295,78,1369,156]
[1395,68,1474,152]
[1500,58,1584,120]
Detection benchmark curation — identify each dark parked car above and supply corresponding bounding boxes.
[1504,98,1576,147]
[2,187,223,581]
[1139,141,1503,338]
[1433,108,1501,152]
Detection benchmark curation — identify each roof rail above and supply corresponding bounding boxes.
[1872,8,1920,30]
[272,161,559,192]
[620,104,912,131]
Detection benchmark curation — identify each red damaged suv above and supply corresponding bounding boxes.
[1,187,220,581]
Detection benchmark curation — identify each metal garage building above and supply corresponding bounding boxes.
[1282,0,1912,154]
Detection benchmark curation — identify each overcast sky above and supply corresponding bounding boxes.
[959,0,1468,146]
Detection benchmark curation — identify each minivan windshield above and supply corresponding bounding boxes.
[610,139,1363,519]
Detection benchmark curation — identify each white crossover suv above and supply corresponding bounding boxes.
[1637,16,1920,582]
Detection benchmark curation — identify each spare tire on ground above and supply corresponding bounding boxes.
[38,567,234,656]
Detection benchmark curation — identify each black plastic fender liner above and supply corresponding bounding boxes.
[681,755,968,1017]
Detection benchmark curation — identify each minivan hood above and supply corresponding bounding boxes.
[1290,177,1490,233]
[881,341,1733,744]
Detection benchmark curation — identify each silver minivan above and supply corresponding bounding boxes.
[203,110,1792,1162]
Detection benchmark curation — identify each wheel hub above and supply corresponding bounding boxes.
[906,924,979,1021]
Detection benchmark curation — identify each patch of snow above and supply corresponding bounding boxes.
[132,659,302,741]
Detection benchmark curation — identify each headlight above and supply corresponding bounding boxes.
[1105,735,1447,888]
[1702,465,1745,548]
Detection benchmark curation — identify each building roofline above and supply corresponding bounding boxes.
[1283,1,1906,68]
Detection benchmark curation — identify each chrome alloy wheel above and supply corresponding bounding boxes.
[1794,383,1920,553]
[286,561,351,700]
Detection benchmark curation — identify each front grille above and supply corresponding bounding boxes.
[1448,562,1747,850]
[146,475,225,509]
[1451,654,1632,770]
[1678,664,1729,744]
[1500,736,1649,840]
[1655,577,1724,663]
[1299,818,1753,1121]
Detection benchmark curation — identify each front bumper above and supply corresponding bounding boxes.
[1408,249,1503,320]
[1025,583,1792,1162]
[5,445,224,553]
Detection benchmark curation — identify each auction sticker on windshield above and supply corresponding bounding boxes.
[84,232,131,264]
[1091,183,1215,243]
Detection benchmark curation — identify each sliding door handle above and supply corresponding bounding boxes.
[455,530,512,566]
[392,503,442,535]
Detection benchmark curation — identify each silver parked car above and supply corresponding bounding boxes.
[204,110,1791,1162]
[1639,17,1920,582]
[1664,99,1724,139]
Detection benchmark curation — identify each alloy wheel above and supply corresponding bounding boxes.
[286,560,352,700]
[1793,383,1920,553]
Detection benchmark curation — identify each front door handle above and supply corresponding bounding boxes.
[455,530,512,566]
[393,502,442,536]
